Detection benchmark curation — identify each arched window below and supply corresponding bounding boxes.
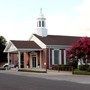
[42,21,44,27]
[39,21,41,27]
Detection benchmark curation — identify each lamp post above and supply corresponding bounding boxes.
[44,62,47,73]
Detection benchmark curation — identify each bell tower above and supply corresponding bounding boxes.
[36,8,47,37]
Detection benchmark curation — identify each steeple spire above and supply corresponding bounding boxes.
[39,8,44,18]
[40,8,42,15]
[36,9,47,37]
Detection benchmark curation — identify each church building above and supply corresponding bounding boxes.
[4,10,82,69]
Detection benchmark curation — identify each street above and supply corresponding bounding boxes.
[0,73,90,90]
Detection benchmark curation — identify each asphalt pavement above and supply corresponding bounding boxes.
[0,70,90,84]
[0,72,90,90]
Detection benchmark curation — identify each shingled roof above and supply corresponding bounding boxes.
[11,40,41,49]
[34,34,90,45]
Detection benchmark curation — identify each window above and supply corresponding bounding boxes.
[39,21,41,27]
[42,21,44,27]
[54,50,59,64]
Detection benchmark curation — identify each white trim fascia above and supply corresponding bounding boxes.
[30,34,46,48]
[18,48,42,52]
[4,41,12,52]
[8,41,18,52]
[29,33,34,40]
[4,41,18,52]
[47,45,70,49]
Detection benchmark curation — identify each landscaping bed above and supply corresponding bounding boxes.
[18,68,47,73]
[51,65,72,71]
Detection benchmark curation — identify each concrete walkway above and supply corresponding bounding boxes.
[0,70,90,84]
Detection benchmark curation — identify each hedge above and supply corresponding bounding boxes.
[51,65,72,71]
[18,68,47,73]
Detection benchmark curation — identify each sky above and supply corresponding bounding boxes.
[0,0,90,41]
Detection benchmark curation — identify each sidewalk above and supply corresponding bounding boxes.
[47,70,72,75]
[0,69,72,76]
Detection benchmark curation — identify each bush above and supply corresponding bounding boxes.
[18,68,47,73]
[79,65,89,71]
[51,65,59,70]
[87,66,90,72]
[51,65,72,71]
[74,69,90,75]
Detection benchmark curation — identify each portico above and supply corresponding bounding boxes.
[4,40,47,69]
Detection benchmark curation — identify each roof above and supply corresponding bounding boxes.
[11,40,41,49]
[34,34,90,45]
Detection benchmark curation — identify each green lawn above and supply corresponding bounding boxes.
[74,69,90,75]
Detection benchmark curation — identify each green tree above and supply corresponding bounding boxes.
[0,36,7,63]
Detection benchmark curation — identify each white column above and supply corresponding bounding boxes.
[40,51,42,68]
[18,51,21,68]
[64,50,66,65]
[48,48,50,68]
[8,52,10,65]
[52,50,54,65]
[59,50,62,65]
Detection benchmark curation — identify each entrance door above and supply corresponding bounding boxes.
[32,57,36,68]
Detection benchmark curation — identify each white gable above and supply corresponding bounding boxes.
[4,41,18,52]
[30,34,46,48]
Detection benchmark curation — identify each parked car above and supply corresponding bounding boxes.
[3,63,14,70]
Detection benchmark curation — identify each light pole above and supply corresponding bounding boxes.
[44,62,47,73]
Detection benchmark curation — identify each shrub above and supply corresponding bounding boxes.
[74,69,90,75]
[51,65,59,70]
[87,66,90,72]
[18,69,47,73]
[79,65,89,71]
[51,65,72,71]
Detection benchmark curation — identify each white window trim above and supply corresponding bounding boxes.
[64,50,66,65]
[30,53,38,68]
[52,49,60,65]
[52,50,54,65]
[59,50,62,65]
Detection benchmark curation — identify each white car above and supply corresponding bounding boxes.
[3,63,14,70]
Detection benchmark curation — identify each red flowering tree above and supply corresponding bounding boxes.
[67,37,90,65]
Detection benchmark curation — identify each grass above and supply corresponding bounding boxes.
[74,69,90,75]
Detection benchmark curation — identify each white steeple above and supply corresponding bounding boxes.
[36,8,47,37]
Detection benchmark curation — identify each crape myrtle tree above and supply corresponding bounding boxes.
[0,36,7,63]
[67,37,90,69]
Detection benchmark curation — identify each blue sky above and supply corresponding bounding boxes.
[0,0,90,40]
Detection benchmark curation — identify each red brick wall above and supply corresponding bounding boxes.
[46,48,49,69]
[10,53,18,65]
[41,48,49,69]
[24,52,30,68]
[37,51,40,66]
